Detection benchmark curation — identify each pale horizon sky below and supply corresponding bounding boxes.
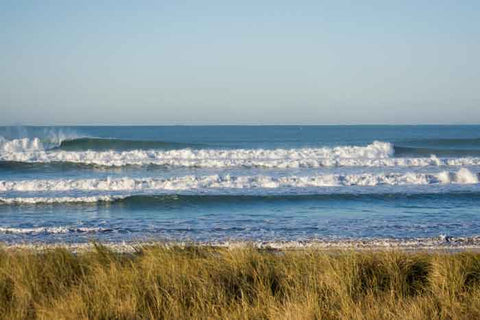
[1,1,479,125]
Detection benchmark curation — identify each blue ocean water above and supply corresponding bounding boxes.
[1,125,480,244]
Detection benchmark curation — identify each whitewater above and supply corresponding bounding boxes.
[1,169,478,193]
[2,138,480,168]
[1,126,480,243]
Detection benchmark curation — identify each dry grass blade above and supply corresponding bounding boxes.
[1,245,480,319]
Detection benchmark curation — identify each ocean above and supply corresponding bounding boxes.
[1,125,480,244]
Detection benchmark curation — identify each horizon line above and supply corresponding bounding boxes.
[1,123,480,127]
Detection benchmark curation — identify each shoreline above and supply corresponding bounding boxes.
[3,235,480,253]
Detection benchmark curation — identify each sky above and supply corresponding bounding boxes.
[1,0,479,125]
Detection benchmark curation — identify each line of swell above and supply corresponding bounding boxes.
[2,155,480,169]
[399,138,480,147]
[394,146,480,157]
[0,136,199,152]
[0,141,399,168]
[393,137,480,157]
[0,161,94,171]
[56,137,199,151]
[3,191,480,205]
[3,139,480,168]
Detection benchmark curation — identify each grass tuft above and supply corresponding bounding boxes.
[0,246,480,319]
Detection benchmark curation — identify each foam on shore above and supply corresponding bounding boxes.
[3,236,480,253]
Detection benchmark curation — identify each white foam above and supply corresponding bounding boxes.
[5,237,480,251]
[0,226,111,234]
[0,169,477,193]
[0,132,82,154]
[0,195,120,204]
[456,167,479,184]
[1,140,480,168]
[0,141,399,167]
[0,137,46,153]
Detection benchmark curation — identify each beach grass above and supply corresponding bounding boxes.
[1,244,480,319]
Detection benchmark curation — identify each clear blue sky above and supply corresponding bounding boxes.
[1,0,479,125]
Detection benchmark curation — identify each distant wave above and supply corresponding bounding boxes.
[0,169,477,194]
[0,141,428,168]
[0,137,47,153]
[0,129,80,152]
[394,146,480,157]
[56,137,197,151]
[0,136,198,153]
[0,140,402,168]
[399,138,480,147]
[3,138,480,168]
[394,138,480,157]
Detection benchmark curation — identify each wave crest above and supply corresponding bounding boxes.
[0,141,399,168]
[0,137,46,153]
[0,169,477,193]
[2,139,480,168]
[57,137,195,151]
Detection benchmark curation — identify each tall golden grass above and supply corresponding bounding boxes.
[1,244,480,319]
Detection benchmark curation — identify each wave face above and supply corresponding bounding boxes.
[57,138,195,151]
[393,138,480,157]
[398,138,480,148]
[394,146,480,157]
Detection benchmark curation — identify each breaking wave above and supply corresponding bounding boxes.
[0,137,47,153]
[0,136,195,152]
[1,152,480,169]
[0,140,400,168]
[3,137,480,168]
[0,168,477,194]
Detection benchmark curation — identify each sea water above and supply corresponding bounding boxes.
[1,125,479,244]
